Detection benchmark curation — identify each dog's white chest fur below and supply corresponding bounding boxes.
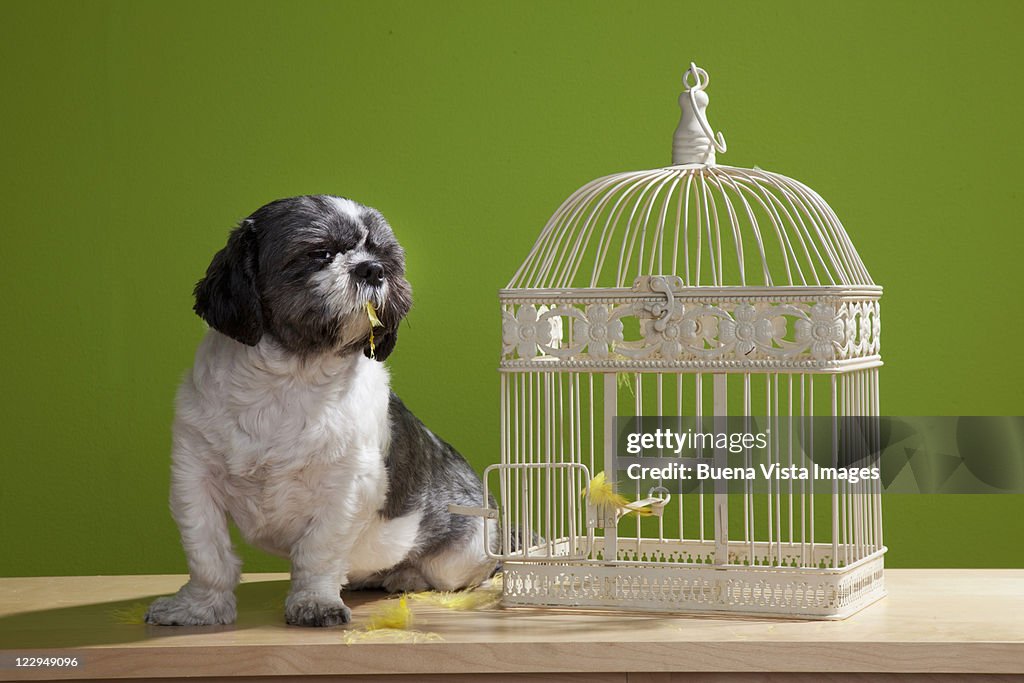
[174,331,419,576]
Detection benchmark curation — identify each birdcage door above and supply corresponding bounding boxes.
[476,462,592,561]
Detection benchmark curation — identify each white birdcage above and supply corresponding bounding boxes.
[469,64,884,619]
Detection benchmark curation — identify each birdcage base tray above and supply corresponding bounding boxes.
[500,541,886,620]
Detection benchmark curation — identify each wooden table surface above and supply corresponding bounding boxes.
[1,569,1022,681]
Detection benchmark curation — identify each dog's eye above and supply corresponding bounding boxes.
[310,250,335,262]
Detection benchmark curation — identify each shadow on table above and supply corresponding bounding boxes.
[2,577,796,651]
[0,579,395,649]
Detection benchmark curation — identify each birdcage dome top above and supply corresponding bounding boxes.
[507,65,876,293]
[500,65,880,374]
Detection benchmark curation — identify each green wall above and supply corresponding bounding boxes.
[1,0,1021,577]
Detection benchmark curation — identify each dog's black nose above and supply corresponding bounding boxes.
[353,261,385,285]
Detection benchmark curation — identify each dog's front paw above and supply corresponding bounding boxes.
[285,590,351,627]
[144,583,237,626]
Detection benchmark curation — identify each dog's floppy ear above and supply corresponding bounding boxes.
[193,219,263,345]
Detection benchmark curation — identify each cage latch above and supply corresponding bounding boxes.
[633,275,684,331]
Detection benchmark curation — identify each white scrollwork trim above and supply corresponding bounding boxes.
[502,299,880,368]
[501,278,880,369]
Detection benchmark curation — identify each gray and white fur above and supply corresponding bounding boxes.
[145,195,497,627]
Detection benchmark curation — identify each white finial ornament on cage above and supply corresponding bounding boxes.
[462,64,884,618]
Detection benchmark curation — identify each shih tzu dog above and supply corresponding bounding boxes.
[145,195,496,627]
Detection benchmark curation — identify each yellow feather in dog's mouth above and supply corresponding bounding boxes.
[366,302,383,358]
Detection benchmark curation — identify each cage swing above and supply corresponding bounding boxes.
[460,64,884,619]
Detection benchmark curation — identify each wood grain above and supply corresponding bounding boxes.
[0,570,1021,681]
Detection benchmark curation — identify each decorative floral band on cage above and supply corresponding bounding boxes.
[501,277,880,370]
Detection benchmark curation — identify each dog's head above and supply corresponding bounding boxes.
[193,195,412,361]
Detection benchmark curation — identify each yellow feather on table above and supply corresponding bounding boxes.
[406,587,502,611]
[341,595,445,644]
[406,572,503,611]
[367,594,412,631]
[108,602,150,624]
[347,576,502,645]
[341,628,443,645]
